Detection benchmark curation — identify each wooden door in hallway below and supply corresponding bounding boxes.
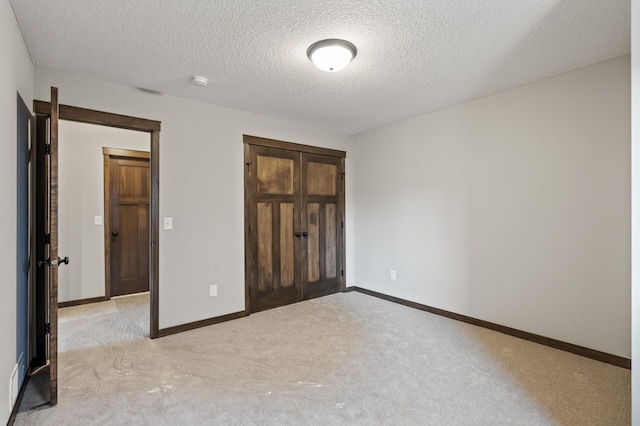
[244,136,345,314]
[105,149,150,297]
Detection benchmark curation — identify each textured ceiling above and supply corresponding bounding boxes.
[10,0,630,135]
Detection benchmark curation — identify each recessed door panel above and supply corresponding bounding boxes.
[119,161,150,198]
[307,162,337,196]
[257,155,294,195]
[307,203,321,283]
[119,204,139,278]
[257,202,274,292]
[280,203,295,288]
[325,203,337,279]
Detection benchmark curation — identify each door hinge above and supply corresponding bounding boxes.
[44,323,50,334]
[45,144,51,155]
[245,162,252,170]
[341,270,344,277]
[44,233,51,244]
[248,225,251,234]
[341,221,344,229]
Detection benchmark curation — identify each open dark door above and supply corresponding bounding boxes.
[32,87,64,405]
[48,87,60,405]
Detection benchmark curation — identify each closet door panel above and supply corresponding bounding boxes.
[248,146,301,312]
[301,154,344,300]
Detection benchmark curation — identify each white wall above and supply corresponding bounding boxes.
[353,56,631,358]
[58,121,149,302]
[35,67,354,329]
[631,0,639,422]
[1,1,33,421]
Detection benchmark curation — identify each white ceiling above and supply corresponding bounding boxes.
[10,0,630,135]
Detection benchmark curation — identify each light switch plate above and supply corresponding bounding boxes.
[94,216,103,226]
[390,269,397,280]
[163,217,173,230]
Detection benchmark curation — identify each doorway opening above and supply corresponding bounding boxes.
[28,97,161,407]
[103,148,151,298]
[32,100,161,338]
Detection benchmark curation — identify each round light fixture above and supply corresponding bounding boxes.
[307,39,357,72]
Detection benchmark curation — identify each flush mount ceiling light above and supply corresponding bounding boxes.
[307,39,357,72]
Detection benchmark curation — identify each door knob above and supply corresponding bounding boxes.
[37,256,69,267]
[112,231,119,237]
[295,232,302,238]
[302,232,308,237]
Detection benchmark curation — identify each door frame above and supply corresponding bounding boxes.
[31,115,48,369]
[103,148,151,299]
[33,101,162,338]
[243,135,346,315]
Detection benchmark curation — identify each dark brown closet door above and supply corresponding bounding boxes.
[301,153,344,299]
[247,146,302,312]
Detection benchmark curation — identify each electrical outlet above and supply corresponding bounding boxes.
[390,269,397,280]
[163,217,173,230]
[209,284,218,297]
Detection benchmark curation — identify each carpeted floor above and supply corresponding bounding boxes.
[14,292,630,425]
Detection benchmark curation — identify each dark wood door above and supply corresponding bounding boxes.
[246,146,302,312]
[49,87,60,405]
[244,137,345,314]
[108,156,150,296]
[301,153,344,299]
[33,87,60,404]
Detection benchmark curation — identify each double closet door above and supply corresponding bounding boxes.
[244,136,345,313]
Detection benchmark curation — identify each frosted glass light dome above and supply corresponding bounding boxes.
[307,39,357,72]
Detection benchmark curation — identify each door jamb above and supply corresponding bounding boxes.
[34,101,162,338]
[102,148,151,300]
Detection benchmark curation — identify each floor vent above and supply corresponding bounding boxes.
[9,353,22,410]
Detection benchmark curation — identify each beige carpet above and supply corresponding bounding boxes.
[15,292,630,425]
